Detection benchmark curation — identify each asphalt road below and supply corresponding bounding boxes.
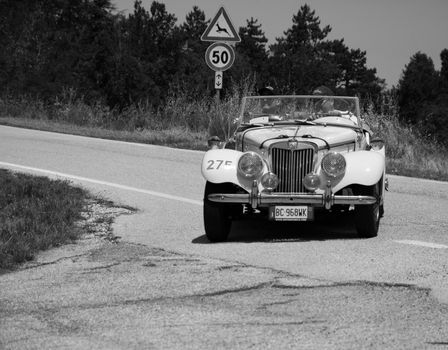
[1,125,448,349]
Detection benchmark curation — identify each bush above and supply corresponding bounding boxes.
[363,109,448,180]
[0,170,87,268]
[207,77,255,142]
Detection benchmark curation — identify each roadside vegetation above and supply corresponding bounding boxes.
[0,169,90,269]
[1,84,447,182]
[363,109,448,181]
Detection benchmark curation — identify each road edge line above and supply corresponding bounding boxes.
[0,161,202,206]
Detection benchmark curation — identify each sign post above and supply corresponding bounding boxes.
[201,7,240,99]
[215,71,223,90]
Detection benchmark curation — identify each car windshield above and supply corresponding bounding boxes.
[239,95,360,125]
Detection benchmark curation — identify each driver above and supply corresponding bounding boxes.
[313,85,337,113]
[310,85,357,123]
[312,86,373,141]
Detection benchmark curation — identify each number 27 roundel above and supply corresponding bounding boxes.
[205,42,235,72]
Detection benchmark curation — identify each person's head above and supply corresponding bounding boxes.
[320,99,334,113]
[312,86,334,113]
[258,86,275,96]
[312,86,333,96]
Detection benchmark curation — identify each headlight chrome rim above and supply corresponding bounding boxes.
[321,152,346,178]
[237,152,264,179]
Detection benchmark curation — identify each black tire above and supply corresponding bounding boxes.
[354,182,381,238]
[203,182,232,242]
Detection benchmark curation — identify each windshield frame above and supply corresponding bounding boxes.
[239,95,361,127]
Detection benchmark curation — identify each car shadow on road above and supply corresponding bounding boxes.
[192,212,361,244]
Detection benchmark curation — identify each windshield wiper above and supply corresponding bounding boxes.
[293,119,316,125]
[271,119,316,126]
[313,121,363,131]
[237,122,272,132]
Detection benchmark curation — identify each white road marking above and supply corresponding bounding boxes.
[0,161,202,206]
[394,240,448,249]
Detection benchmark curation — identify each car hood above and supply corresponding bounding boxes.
[241,124,358,150]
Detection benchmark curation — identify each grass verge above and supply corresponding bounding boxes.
[364,112,448,182]
[0,169,89,269]
[0,117,209,151]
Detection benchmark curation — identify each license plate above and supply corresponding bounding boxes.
[270,206,313,221]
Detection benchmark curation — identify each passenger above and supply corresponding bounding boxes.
[258,86,275,96]
[312,86,372,141]
[312,85,337,114]
[311,85,357,123]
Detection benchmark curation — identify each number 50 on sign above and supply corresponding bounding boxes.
[205,42,235,72]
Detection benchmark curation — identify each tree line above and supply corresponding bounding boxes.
[0,0,385,105]
[0,0,447,145]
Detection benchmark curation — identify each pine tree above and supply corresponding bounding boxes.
[440,49,448,90]
[173,6,211,96]
[267,4,384,97]
[398,52,438,124]
[235,17,269,83]
[268,4,331,93]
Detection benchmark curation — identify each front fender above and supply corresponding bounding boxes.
[201,149,241,184]
[333,151,385,192]
[201,149,269,192]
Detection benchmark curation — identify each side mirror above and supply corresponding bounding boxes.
[369,138,385,151]
[207,136,223,149]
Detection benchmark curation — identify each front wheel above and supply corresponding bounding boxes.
[203,182,232,242]
[354,182,381,238]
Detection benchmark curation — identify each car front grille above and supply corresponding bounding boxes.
[271,146,315,192]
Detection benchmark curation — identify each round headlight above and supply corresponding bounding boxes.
[321,152,346,178]
[238,152,264,179]
[261,172,279,191]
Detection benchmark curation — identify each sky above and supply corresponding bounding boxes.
[112,0,448,88]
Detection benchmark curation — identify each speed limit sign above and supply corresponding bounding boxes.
[205,42,235,72]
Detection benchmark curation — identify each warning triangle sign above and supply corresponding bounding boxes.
[201,7,241,42]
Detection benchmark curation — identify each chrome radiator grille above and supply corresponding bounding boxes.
[271,147,314,192]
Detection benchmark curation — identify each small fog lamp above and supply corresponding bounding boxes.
[303,173,321,191]
[261,172,279,191]
[322,152,346,178]
[237,152,264,179]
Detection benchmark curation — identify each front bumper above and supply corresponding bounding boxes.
[207,181,376,210]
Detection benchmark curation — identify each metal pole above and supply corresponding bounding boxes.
[215,89,220,103]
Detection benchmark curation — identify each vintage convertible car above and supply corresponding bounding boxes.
[201,94,386,242]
